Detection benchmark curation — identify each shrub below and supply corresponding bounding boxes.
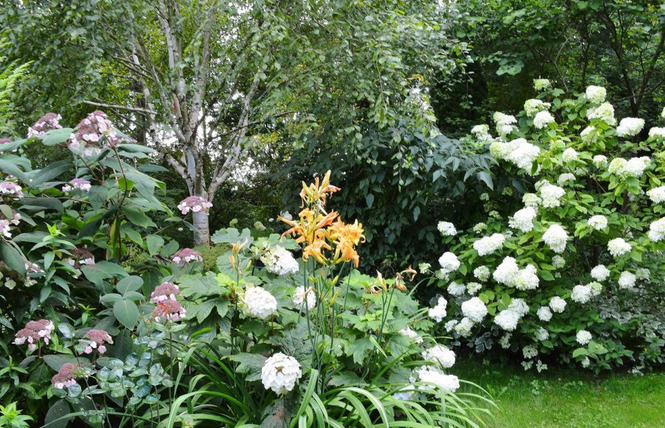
[429,81,665,372]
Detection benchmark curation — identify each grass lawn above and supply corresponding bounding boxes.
[456,358,665,428]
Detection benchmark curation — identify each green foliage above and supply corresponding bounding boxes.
[0,36,30,136]
[0,402,33,428]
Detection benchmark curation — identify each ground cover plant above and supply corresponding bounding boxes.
[428,82,665,372]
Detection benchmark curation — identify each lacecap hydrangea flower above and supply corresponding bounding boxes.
[172,248,203,264]
[79,329,113,355]
[27,113,62,138]
[243,286,278,319]
[13,319,55,351]
[0,181,24,198]
[62,178,91,192]
[151,300,187,322]
[51,363,82,390]
[261,352,302,395]
[150,282,180,303]
[177,196,213,215]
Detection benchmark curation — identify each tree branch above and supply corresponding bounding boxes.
[83,100,156,115]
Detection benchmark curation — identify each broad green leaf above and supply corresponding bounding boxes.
[113,300,140,329]
[117,275,143,294]
[41,128,74,146]
[146,235,164,256]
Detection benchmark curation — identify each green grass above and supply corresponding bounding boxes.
[456,358,665,428]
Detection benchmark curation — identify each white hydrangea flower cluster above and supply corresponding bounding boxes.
[413,366,460,393]
[438,252,460,277]
[523,193,542,208]
[399,327,423,344]
[539,183,565,208]
[649,127,665,140]
[428,296,447,323]
[437,221,457,236]
[580,126,596,142]
[453,317,475,337]
[542,224,568,253]
[533,111,555,129]
[592,155,607,166]
[608,156,650,177]
[587,215,608,231]
[535,327,550,341]
[447,281,466,296]
[571,284,593,303]
[509,206,537,233]
[607,238,631,257]
[618,271,636,290]
[648,218,665,242]
[493,112,517,136]
[646,186,665,203]
[494,299,529,331]
[262,246,299,275]
[616,117,645,138]
[461,297,488,323]
[422,345,456,368]
[587,102,616,125]
[523,345,538,359]
[533,79,551,91]
[471,124,493,142]
[490,138,541,171]
[473,233,506,256]
[524,99,551,117]
[576,330,592,345]
[473,266,491,282]
[493,257,539,290]
[466,282,483,295]
[549,296,567,313]
[537,306,553,322]
[585,85,607,104]
[292,286,316,310]
[261,352,302,395]
[557,173,575,186]
[552,255,566,269]
[590,265,611,282]
[561,148,579,163]
[243,286,278,319]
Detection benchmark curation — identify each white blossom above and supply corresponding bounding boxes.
[587,102,616,125]
[647,186,665,203]
[261,353,302,395]
[552,255,566,269]
[493,112,517,137]
[535,327,550,341]
[292,286,316,310]
[549,296,567,313]
[649,127,665,140]
[588,215,608,231]
[466,282,483,295]
[590,265,611,282]
[428,297,448,323]
[543,224,568,253]
[524,99,551,117]
[571,285,593,304]
[438,252,460,273]
[422,345,456,368]
[624,157,650,177]
[509,207,537,233]
[580,126,596,142]
[400,327,423,344]
[592,155,608,166]
[473,233,506,256]
[454,317,475,337]
[561,148,579,163]
[557,173,576,186]
[540,184,565,208]
[523,193,542,208]
[447,281,466,296]
[523,345,538,359]
[648,218,665,242]
[513,265,540,290]
[494,309,521,331]
[243,287,278,319]
[616,117,645,137]
[576,330,592,345]
[414,366,460,392]
[493,257,519,286]
[461,297,488,323]
[437,221,457,236]
[533,111,555,129]
[585,86,607,104]
[533,79,551,91]
[473,266,491,282]
[537,306,553,322]
[618,271,636,290]
[607,238,631,257]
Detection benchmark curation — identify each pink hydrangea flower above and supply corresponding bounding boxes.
[27,113,62,138]
[151,300,187,322]
[65,247,95,268]
[62,178,92,192]
[13,319,55,351]
[51,363,81,390]
[0,181,23,198]
[172,248,203,264]
[0,219,11,238]
[177,196,213,215]
[0,138,11,144]
[150,282,180,303]
[79,329,113,355]
[69,110,123,153]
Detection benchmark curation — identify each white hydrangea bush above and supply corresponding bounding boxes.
[430,83,665,371]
